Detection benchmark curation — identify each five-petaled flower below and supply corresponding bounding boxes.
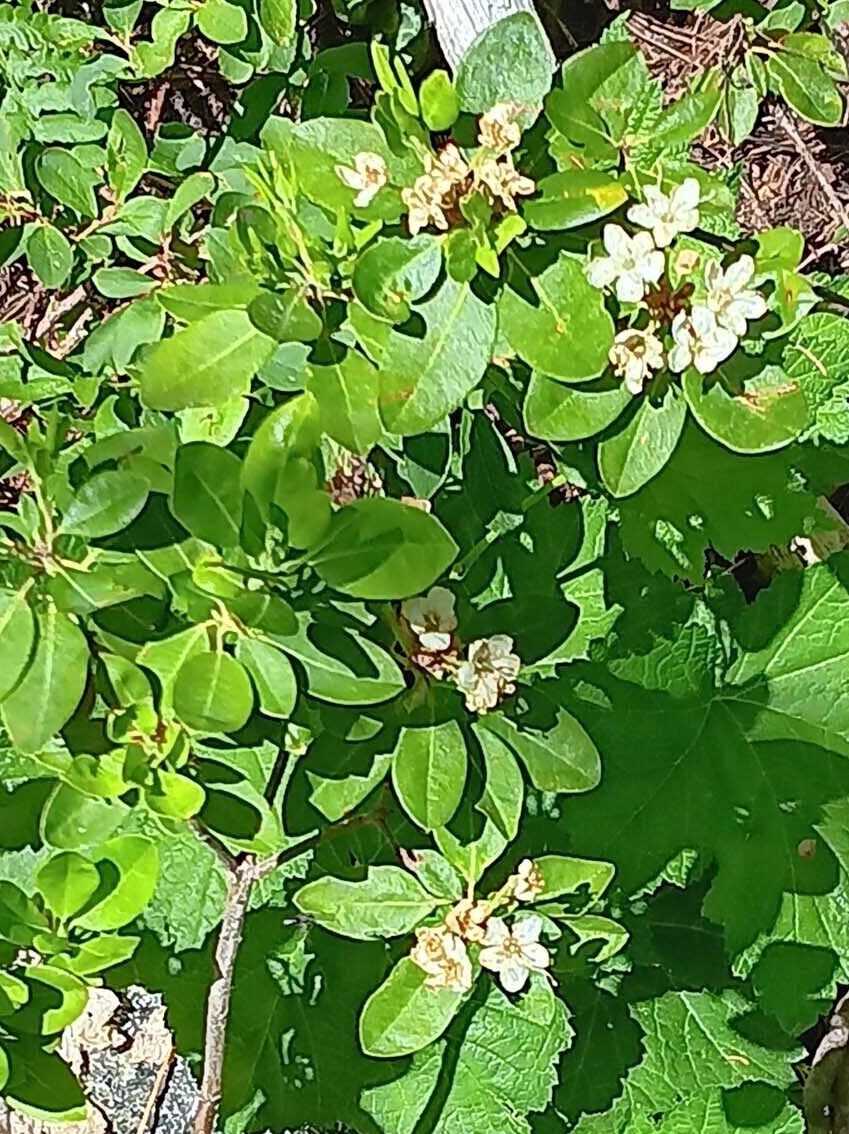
[401,586,457,652]
[668,304,738,375]
[410,925,473,992]
[586,224,665,304]
[704,254,767,336]
[627,177,700,248]
[456,635,521,714]
[478,102,523,153]
[334,151,388,208]
[479,915,550,993]
[609,326,665,395]
[512,859,545,903]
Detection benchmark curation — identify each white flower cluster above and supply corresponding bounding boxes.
[335,112,535,235]
[586,179,768,393]
[402,103,534,236]
[400,587,521,714]
[410,860,550,995]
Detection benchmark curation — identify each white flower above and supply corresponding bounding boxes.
[334,151,388,208]
[704,255,767,336]
[511,859,545,903]
[479,915,550,993]
[609,326,665,395]
[627,178,700,248]
[455,635,521,714]
[478,103,523,152]
[401,586,457,652]
[586,225,665,304]
[668,304,738,375]
[410,925,473,992]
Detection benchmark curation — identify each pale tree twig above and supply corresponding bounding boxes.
[192,808,386,1134]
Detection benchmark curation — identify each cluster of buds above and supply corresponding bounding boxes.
[586,179,768,394]
[399,586,521,714]
[410,859,549,994]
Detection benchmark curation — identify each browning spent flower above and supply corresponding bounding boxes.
[445,898,490,943]
[476,155,535,212]
[401,586,457,653]
[478,102,524,152]
[511,859,545,903]
[410,925,473,992]
[609,326,666,396]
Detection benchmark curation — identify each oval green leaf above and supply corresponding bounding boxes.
[392,720,467,831]
[500,253,614,382]
[683,363,809,454]
[359,957,465,1058]
[598,391,687,498]
[309,497,458,600]
[295,866,437,940]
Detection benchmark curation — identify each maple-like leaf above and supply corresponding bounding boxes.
[361,980,572,1134]
[563,563,849,951]
[572,989,802,1134]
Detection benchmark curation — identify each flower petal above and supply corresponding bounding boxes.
[499,963,530,993]
[643,250,665,282]
[602,224,631,260]
[336,165,363,190]
[624,355,646,393]
[520,942,551,969]
[651,221,677,249]
[642,185,668,213]
[616,272,645,304]
[673,177,701,211]
[725,255,755,292]
[691,304,718,337]
[478,946,503,972]
[731,292,767,322]
[631,230,656,259]
[626,203,657,231]
[512,915,543,945]
[418,630,452,652]
[667,342,692,373]
[703,259,721,290]
[482,916,510,947]
[586,257,617,290]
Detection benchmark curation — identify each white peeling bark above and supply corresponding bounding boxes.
[422,0,551,72]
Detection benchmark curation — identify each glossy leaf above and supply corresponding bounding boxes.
[60,470,149,537]
[173,651,254,733]
[235,636,298,719]
[598,391,687,497]
[309,498,458,600]
[377,279,497,435]
[500,254,614,382]
[392,721,467,830]
[295,866,437,940]
[139,310,275,411]
[1,606,88,753]
[456,12,553,113]
[171,441,243,546]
